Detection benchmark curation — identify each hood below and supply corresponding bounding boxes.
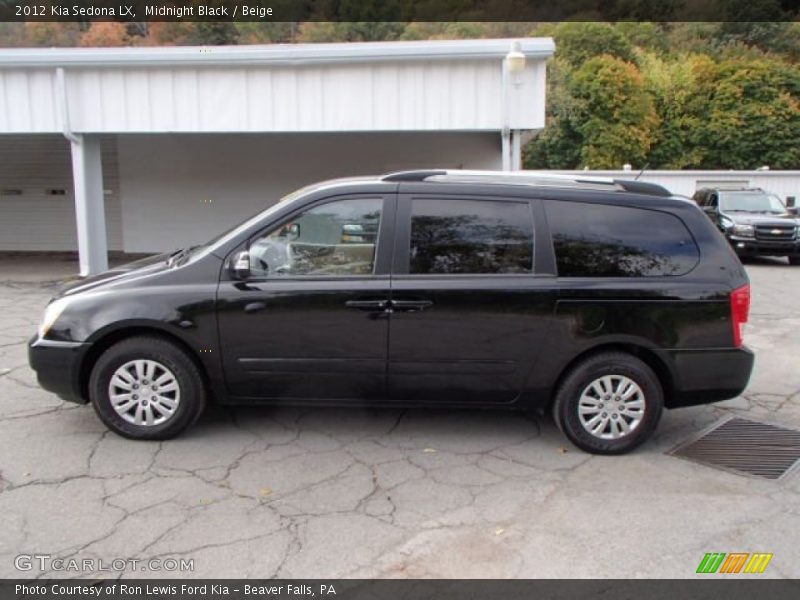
[56,252,171,298]
[723,212,800,227]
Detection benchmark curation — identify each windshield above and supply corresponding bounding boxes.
[720,191,787,214]
[183,188,306,262]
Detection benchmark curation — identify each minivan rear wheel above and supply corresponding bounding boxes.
[788,256,800,266]
[89,336,206,440]
[552,352,663,455]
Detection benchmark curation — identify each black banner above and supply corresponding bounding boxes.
[3,580,800,600]
[0,0,799,22]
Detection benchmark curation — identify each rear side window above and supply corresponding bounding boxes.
[409,199,533,274]
[545,201,699,277]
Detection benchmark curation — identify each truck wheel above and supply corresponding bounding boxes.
[789,256,800,266]
[89,336,206,440]
[552,352,663,455]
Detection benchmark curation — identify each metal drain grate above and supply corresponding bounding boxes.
[670,417,800,480]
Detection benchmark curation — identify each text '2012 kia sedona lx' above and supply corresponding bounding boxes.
[28,171,754,454]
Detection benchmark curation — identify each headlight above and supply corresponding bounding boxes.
[732,224,755,237]
[38,297,72,338]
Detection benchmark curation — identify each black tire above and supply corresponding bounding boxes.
[552,352,663,455]
[788,256,800,266]
[89,336,206,440]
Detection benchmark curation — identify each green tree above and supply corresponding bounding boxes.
[523,58,583,169]
[191,22,240,45]
[236,22,299,44]
[570,55,659,169]
[641,52,718,168]
[296,21,405,42]
[701,59,800,169]
[551,22,637,66]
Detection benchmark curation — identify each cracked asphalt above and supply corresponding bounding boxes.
[0,257,799,579]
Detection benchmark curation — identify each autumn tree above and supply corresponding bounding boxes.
[22,22,81,46]
[526,54,659,169]
[79,22,131,47]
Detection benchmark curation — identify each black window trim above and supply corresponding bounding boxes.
[392,193,538,278]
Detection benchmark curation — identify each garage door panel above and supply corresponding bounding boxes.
[0,134,121,251]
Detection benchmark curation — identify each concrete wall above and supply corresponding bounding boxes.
[118,131,502,253]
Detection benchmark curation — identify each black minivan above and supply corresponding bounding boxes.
[28,170,754,454]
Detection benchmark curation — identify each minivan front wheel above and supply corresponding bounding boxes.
[89,336,206,440]
[552,352,663,455]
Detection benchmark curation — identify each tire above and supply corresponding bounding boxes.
[552,352,663,455]
[89,336,206,440]
[788,256,800,266]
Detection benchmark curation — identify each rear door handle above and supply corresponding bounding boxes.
[345,299,389,311]
[391,299,433,312]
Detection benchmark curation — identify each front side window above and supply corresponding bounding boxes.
[248,198,382,278]
[409,199,534,275]
[546,201,700,277]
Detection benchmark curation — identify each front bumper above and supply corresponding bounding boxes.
[27,335,90,404]
[661,346,755,408]
[728,235,800,257]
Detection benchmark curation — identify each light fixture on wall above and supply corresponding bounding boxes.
[504,41,527,81]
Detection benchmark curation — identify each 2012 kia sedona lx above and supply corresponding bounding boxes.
[28,171,754,454]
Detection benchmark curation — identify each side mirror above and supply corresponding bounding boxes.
[786,196,796,208]
[230,250,251,280]
[788,207,799,216]
[703,206,718,215]
[281,222,300,241]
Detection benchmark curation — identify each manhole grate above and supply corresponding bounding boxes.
[670,417,800,480]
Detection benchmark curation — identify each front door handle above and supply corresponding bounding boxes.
[345,299,389,311]
[391,299,433,313]
[244,301,267,313]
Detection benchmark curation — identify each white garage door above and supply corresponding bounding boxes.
[0,134,122,251]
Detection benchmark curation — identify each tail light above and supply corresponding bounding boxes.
[730,284,750,347]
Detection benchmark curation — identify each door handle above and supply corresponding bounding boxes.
[244,301,267,313]
[391,299,433,312]
[345,299,389,311]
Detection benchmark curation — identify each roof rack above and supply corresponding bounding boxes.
[381,169,672,197]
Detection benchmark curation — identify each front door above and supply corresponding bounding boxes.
[218,194,395,401]
[387,194,554,405]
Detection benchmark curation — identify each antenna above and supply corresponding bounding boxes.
[635,163,650,181]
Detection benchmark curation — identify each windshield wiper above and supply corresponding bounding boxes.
[168,245,203,267]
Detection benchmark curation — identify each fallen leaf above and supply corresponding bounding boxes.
[557,447,568,454]
[259,486,273,496]
[423,448,437,453]
[494,528,505,536]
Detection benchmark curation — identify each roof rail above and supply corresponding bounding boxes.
[381,169,672,197]
[382,170,447,182]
